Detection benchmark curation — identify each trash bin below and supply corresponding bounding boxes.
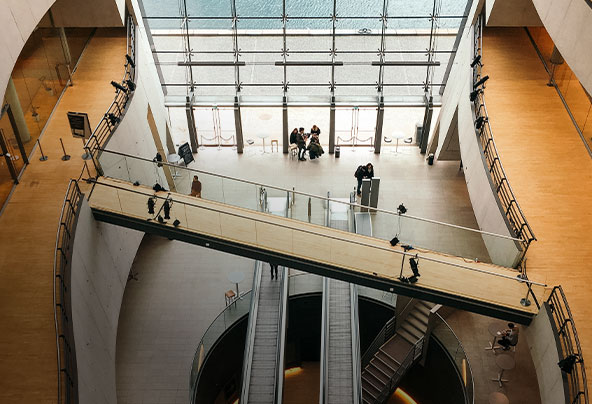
[335,146,340,158]
[428,153,434,165]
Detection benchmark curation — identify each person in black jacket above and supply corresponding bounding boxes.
[289,128,298,145]
[297,127,307,161]
[354,163,374,196]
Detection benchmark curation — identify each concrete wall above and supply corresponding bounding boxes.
[70,200,144,403]
[531,0,592,95]
[44,0,124,27]
[435,2,522,267]
[0,0,55,105]
[486,0,543,26]
[524,305,566,404]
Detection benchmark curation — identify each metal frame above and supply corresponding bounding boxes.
[141,0,471,152]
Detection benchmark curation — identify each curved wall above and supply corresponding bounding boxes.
[0,0,55,102]
[531,0,592,94]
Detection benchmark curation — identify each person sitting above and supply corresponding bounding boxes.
[297,127,307,161]
[310,124,321,141]
[307,134,324,159]
[289,127,298,145]
[498,323,519,350]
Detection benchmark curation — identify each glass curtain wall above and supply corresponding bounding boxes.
[141,0,470,148]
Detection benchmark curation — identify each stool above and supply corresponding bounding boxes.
[488,392,509,404]
[246,139,254,146]
[224,289,236,306]
[492,354,515,387]
[384,136,392,144]
[403,137,413,144]
[289,144,298,159]
[271,139,279,152]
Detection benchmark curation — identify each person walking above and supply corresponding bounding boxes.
[354,163,374,196]
[270,262,279,280]
[190,175,202,198]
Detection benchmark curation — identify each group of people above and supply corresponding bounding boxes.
[290,125,324,161]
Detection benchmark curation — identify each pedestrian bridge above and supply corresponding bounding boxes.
[87,176,546,324]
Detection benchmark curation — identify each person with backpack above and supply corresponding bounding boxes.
[354,163,374,196]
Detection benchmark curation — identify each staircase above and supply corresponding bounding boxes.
[361,301,433,404]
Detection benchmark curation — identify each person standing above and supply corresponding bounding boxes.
[190,175,202,198]
[354,163,374,196]
[270,262,279,280]
[297,127,307,161]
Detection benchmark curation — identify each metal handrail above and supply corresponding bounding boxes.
[471,13,536,263]
[97,147,523,243]
[86,178,547,288]
[83,16,137,164]
[53,179,83,404]
[431,312,475,404]
[54,16,137,404]
[319,277,330,403]
[547,286,588,404]
[361,316,397,369]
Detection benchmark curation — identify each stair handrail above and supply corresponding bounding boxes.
[471,12,536,264]
[350,284,362,404]
[239,262,263,403]
[275,267,288,404]
[547,286,588,404]
[375,337,425,403]
[319,277,330,403]
[361,316,397,369]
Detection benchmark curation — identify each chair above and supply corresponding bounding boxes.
[225,290,236,306]
[403,137,413,144]
[289,143,298,159]
[384,136,392,144]
[271,139,279,152]
[246,139,254,146]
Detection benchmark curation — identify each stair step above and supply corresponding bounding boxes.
[418,300,434,311]
[401,322,422,339]
[398,328,420,345]
[416,302,431,317]
[409,309,429,325]
[362,377,382,395]
[377,349,399,367]
[362,384,379,400]
[362,397,372,404]
[367,360,391,379]
[406,316,428,334]
[374,354,396,373]
[378,348,401,366]
[365,367,389,386]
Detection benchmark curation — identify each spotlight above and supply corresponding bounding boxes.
[470,89,482,102]
[402,244,414,252]
[125,79,136,92]
[409,257,420,278]
[157,215,165,223]
[470,55,482,68]
[473,75,489,88]
[397,204,407,215]
[173,219,180,227]
[133,181,140,186]
[111,80,127,92]
[147,197,155,214]
[558,354,580,374]
[475,116,487,130]
[390,236,399,246]
[163,200,171,220]
[125,54,135,68]
[153,152,163,167]
[153,183,167,192]
[107,113,120,126]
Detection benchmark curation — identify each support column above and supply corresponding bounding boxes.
[329,97,336,154]
[185,94,199,153]
[420,304,442,367]
[234,96,244,154]
[420,93,433,154]
[374,96,384,154]
[5,78,31,143]
[282,96,288,153]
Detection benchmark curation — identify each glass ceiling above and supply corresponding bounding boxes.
[139,0,471,106]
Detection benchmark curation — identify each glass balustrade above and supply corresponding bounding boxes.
[97,148,525,267]
[431,313,474,404]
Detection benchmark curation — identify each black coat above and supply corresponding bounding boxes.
[356,166,374,180]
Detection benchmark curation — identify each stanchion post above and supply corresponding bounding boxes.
[37,139,48,161]
[59,138,71,161]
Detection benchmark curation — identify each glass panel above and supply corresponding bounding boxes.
[0,116,24,208]
[194,107,236,147]
[242,107,283,147]
[235,0,282,17]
